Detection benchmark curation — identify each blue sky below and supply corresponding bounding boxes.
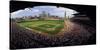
[11,6,79,18]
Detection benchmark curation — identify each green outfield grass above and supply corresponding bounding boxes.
[18,20,64,35]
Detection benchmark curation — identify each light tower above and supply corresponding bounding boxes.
[64,11,66,21]
[64,11,70,32]
[64,11,67,31]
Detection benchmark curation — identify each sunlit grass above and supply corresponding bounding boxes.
[18,20,64,35]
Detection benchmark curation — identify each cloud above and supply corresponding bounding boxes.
[52,7,78,16]
[11,8,40,18]
[11,6,78,18]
